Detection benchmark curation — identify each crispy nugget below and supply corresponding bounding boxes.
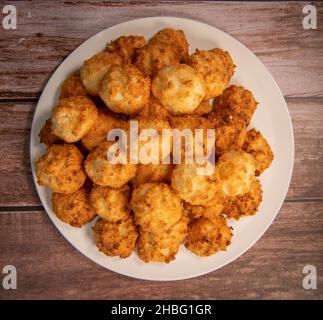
[216,150,255,197]
[80,52,123,96]
[130,183,183,233]
[36,144,86,194]
[93,216,138,258]
[51,96,98,143]
[171,162,224,207]
[106,35,146,62]
[39,118,62,146]
[189,49,235,100]
[243,128,274,176]
[185,216,232,256]
[90,185,130,222]
[99,63,150,115]
[52,185,96,227]
[223,178,262,220]
[60,74,87,99]
[138,215,188,263]
[81,108,126,151]
[213,85,258,126]
[85,141,137,188]
[152,64,206,115]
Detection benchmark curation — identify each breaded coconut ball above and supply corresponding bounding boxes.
[183,201,224,221]
[60,74,87,99]
[216,150,256,197]
[80,52,122,96]
[138,215,188,263]
[130,183,183,233]
[99,63,150,115]
[243,128,274,176]
[52,185,96,227]
[213,85,258,126]
[151,64,206,115]
[131,163,173,186]
[171,162,223,207]
[189,49,235,100]
[185,216,232,257]
[81,108,126,151]
[90,185,130,222]
[39,118,62,146]
[36,144,86,194]
[106,35,146,62]
[93,216,138,258]
[51,96,98,143]
[85,141,137,188]
[223,178,262,220]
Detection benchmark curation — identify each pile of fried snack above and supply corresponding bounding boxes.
[35,28,274,263]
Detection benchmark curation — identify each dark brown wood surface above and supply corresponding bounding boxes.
[0,1,322,299]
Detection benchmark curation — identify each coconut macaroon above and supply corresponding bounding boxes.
[36,144,86,194]
[93,216,138,258]
[81,108,126,151]
[85,141,137,188]
[130,183,183,233]
[90,185,130,222]
[151,64,206,115]
[137,215,188,263]
[59,74,87,99]
[80,52,123,96]
[185,216,232,257]
[52,185,96,227]
[131,163,173,186]
[99,63,150,115]
[105,35,147,62]
[171,162,224,207]
[213,85,258,126]
[51,96,98,143]
[223,178,263,220]
[243,128,274,176]
[39,118,62,146]
[189,49,235,100]
[216,150,256,197]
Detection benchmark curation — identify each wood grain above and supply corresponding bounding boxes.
[0,98,322,206]
[0,1,322,99]
[0,202,322,300]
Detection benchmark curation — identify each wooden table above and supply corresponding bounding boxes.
[0,1,322,300]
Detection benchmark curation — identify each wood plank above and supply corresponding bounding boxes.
[0,1,322,99]
[0,98,322,206]
[0,201,322,299]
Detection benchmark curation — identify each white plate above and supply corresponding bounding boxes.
[30,17,294,281]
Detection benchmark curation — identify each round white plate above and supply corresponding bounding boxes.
[30,17,294,281]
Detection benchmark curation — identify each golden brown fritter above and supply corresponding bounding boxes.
[36,144,86,194]
[152,64,206,115]
[138,215,188,263]
[215,150,256,197]
[243,128,274,176]
[213,85,258,126]
[39,118,62,146]
[183,201,223,220]
[185,216,232,256]
[81,108,126,151]
[80,52,123,96]
[99,63,150,115]
[90,185,130,222]
[93,216,138,258]
[223,178,262,220]
[85,141,137,188]
[52,186,96,227]
[51,96,98,143]
[106,35,146,62]
[131,163,173,187]
[60,74,87,99]
[189,48,235,100]
[130,182,183,233]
